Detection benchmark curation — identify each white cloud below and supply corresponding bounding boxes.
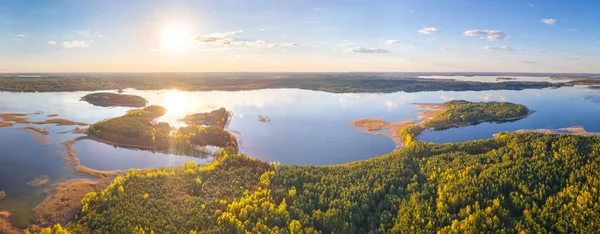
[196,31,297,48]
[537,50,547,54]
[63,40,92,48]
[347,47,389,54]
[385,40,403,45]
[566,57,579,60]
[47,41,57,45]
[15,34,25,37]
[418,27,438,34]
[542,18,557,25]
[483,46,515,52]
[196,31,241,43]
[441,45,456,50]
[463,30,508,41]
[528,2,534,7]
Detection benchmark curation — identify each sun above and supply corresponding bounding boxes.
[161,23,193,53]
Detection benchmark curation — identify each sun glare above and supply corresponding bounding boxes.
[165,89,188,114]
[161,23,193,53]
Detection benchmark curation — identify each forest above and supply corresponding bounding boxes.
[81,92,147,107]
[422,100,530,130]
[59,132,600,233]
[0,76,565,93]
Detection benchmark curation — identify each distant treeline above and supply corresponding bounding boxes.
[0,76,572,93]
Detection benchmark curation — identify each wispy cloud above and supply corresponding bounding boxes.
[418,27,438,34]
[197,31,242,43]
[47,41,57,45]
[566,57,579,60]
[537,50,547,54]
[542,18,557,25]
[385,40,403,45]
[528,2,534,7]
[63,40,92,48]
[483,46,515,52]
[196,31,297,48]
[441,45,456,50]
[463,30,508,41]
[348,47,389,54]
[15,34,25,41]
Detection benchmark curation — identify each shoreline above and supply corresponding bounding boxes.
[63,137,122,178]
[353,119,415,150]
[352,103,448,150]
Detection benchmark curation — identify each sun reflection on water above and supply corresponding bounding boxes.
[165,89,188,115]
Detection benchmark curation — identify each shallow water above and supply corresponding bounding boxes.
[1,86,600,227]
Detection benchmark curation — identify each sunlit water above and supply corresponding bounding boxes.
[1,86,600,227]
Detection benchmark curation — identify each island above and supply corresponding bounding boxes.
[178,108,231,128]
[87,105,238,155]
[81,92,147,107]
[421,100,530,130]
[258,115,271,123]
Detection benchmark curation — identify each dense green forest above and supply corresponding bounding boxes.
[179,108,231,129]
[81,92,147,107]
[0,76,564,93]
[423,100,530,130]
[62,132,600,233]
[88,106,238,155]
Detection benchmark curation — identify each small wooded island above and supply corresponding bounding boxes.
[422,100,530,130]
[178,107,231,129]
[81,92,147,107]
[87,105,238,156]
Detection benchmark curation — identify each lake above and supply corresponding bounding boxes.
[0,84,599,227]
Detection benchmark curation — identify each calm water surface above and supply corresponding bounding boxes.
[0,86,599,227]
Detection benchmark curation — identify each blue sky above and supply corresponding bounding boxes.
[1,0,599,72]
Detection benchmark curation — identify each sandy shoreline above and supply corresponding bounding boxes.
[353,118,415,150]
[352,103,448,150]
